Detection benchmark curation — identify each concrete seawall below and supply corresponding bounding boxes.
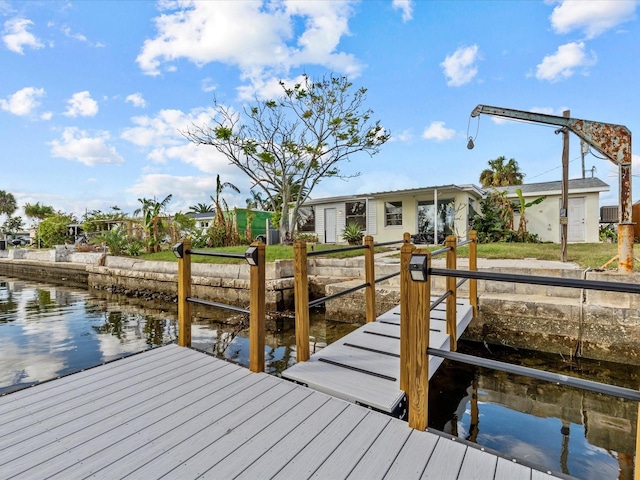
[2,248,640,364]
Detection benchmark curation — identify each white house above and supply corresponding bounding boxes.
[297,184,484,244]
[298,178,609,244]
[500,177,609,243]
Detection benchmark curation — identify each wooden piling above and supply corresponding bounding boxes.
[293,241,310,362]
[177,238,192,347]
[364,235,376,323]
[446,235,457,352]
[469,230,478,318]
[399,232,413,393]
[249,242,266,373]
[408,248,431,431]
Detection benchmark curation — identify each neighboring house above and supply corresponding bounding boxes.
[499,177,609,243]
[298,184,484,244]
[189,212,215,231]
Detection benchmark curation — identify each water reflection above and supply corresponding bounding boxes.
[430,342,639,480]
[0,276,177,394]
[1,275,637,479]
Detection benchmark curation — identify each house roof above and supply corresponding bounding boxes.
[496,177,609,196]
[188,212,215,220]
[303,184,484,206]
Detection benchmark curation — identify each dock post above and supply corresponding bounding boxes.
[636,402,640,480]
[249,242,266,373]
[469,230,478,318]
[400,232,412,392]
[177,238,192,347]
[408,248,431,431]
[294,240,310,362]
[446,235,457,351]
[364,235,376,323]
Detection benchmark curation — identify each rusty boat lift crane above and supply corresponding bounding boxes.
[470,104,634,273]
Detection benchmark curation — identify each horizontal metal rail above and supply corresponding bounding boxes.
[188,249,245,259]
[430,268,640,294]
[430,290,452,311]
[456,239,474,247]
[427,348,640,402]
[430,246,451,257]
[186,297,250,314]
[307,244,367,257]
[375,271,401,284]
[309,281,369,308]
[374,239,407,247]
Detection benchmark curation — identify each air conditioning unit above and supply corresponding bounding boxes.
[600,205,618,223]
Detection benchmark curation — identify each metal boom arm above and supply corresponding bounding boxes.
[471,104,634,272]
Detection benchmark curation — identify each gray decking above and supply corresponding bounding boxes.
[282,299,474,413]
[0,343,566,479]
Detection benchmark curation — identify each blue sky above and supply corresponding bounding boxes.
[1,0,639,221]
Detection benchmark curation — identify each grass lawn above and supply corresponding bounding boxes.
[457,242,632,270]
[139,244,392,264]
[140,241,633,270]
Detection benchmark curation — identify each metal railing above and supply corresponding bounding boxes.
[401,243,640,480]
[292,234,409,361]
[174,238,266,373]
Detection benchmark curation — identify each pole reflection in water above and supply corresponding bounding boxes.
[2,275,638,479]
[430,342,639,480]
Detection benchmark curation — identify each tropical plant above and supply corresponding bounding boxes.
[133,195,173,253]
[211,174,240,227]
[81,207,127,233]
[0,190,17,238]
[513,188,546,237]
[342,222,364,245]
[188,202,215,214]
[38,213,76,247]
[479,156,524,188]
[183,73,390,239]
[471,191,513,243]
[2,216,24,237]
[24,202,56,247]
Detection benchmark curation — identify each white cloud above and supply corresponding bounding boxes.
[2,17,44,54]
[127,173,248,212]
[549,0,638,39]
[0,87,45,116]
[392,0,413,22]
[201,77,217,93]
[392,129,413,143]
[63,91,98,117]
[125,92,146,108]
[40,111,53,120]
[61,25,87,43]
[49,127,124,166]
[121,106,231,173]
[136,1,361,97]
[536,41,597,82]
[422,121,456,141]
[441,45,480,87]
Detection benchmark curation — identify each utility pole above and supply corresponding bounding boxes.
[560,110,570,263]
[580,139,588,179]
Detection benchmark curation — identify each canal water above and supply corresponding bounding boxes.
[0,275,636,480]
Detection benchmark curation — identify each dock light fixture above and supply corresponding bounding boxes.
[172,242,184,259]
[245,246,259,266]
[409,253,429,282]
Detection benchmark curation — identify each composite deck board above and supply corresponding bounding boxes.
[282,299,472,412]
[0,349,213,443]
[0,343,567,480]
[458,446,499,479]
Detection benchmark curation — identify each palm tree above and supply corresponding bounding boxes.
[479,156,524,188]
[188,202,214,214]
[0,190,17,240]
[133,194,173,253]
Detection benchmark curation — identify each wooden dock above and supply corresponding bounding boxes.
[0,343,565,479]
[282,298,474,415]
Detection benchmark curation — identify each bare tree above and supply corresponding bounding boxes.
[183,74,390,238]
